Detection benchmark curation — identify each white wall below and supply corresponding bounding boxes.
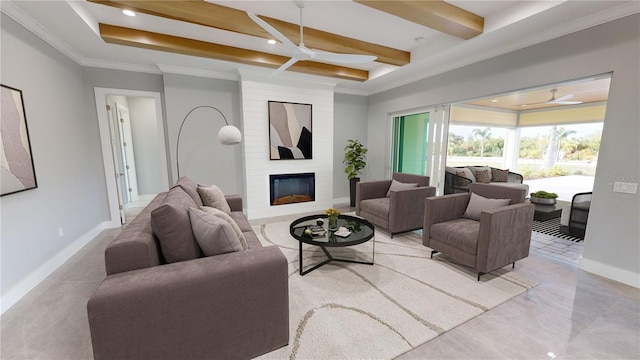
[163,74,243,194]
[0,14,110,311]
[333,94,369,202]
[239,75,334,219]
[128,97,164,195]
[367,14,640,287]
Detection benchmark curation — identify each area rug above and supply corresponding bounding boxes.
[532,217,583,242]
[254,220,538,360]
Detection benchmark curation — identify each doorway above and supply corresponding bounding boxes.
[94,88,169,226]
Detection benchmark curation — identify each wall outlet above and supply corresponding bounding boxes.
[58,227,64,237]
[613,182,638,194]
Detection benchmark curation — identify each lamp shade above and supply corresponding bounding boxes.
[218,125,242,145]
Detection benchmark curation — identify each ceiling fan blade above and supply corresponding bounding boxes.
[247,12,298,50]
[311,52,377,64]
[271,57,299,77]
[554,100,583,105]
[554,94,574,101]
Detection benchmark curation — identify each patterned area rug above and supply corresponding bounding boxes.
[255,221,538,360]
[532,217,583,242]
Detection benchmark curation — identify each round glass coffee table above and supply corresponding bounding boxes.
[290,214,375,275]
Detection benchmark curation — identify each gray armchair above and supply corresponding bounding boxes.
[356,172,436,236]
[423,183,534,280]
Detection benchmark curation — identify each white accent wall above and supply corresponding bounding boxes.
[239,75,335,220]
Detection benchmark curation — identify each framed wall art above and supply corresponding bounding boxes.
[268,100,312,160]
[1,84,38,196]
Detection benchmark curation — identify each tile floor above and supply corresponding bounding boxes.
[1,206,637,360]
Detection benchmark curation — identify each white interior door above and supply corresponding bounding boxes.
[115,103,139,204]
[95,88,169,228]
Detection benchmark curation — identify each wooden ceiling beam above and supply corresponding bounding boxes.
[98,23,369,82]
[88,0,410,66]
[354,0,484,40]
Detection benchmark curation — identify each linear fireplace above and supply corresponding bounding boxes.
[270,172,315,206]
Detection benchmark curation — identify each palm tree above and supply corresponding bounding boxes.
[472,127,492,159]
[556,127,576,161]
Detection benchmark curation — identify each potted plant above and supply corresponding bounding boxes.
[343,139,368,207]
[530,190,559,205]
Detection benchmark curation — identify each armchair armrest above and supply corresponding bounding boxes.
[389,186,436,233]
[476,203,534,273]
[225,194,243,212]
[423,193,470,247]
[87,246,289,360]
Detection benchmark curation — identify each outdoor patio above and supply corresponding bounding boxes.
[525,175,594,201]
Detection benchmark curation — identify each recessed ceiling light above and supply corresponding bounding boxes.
[267,39,277,45]
[521,104,528,107]
[491,99,498,103]
[122,9,136,17]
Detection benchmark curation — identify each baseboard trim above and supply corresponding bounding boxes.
[579,258,640,289]
[333,196,350,205]
[1,221,112,314]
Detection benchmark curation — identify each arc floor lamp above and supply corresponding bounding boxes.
[176,105,242,178]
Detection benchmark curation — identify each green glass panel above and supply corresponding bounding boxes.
[392,113,429,175]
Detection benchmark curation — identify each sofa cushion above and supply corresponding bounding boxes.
[201,206,248,250]
[491,168,509,182]
[360,197,390,219]
[431,219,480,255]
[198,184,232,214]
[386,179,418,197]
[173,177,204,206]
[447,166,476,182]
[463,192,510,221]
[150,187,202,263]
[189,208,243,256]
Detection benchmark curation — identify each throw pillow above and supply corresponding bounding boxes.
[463,192,511,221]
[474,169,491,183]
[469,166,492,182]
[189,208,243,256]
[386,179,419,197]
[150,186,202,263]
[455,171,472,186]
[201,206,248,250]
[197,184,232,214]
[491,168,510,182]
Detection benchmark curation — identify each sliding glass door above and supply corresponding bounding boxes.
[392,113,429,174]
[391,106,450,193]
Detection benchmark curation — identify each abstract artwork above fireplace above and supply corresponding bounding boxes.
[268,101,312,160]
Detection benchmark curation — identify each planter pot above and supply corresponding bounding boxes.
[349,177,360,207]
[530,196,556,205]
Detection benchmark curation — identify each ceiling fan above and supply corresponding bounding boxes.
[519,88,583,106]
[247,1,377,76]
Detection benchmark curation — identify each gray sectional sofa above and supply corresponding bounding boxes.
[87,177,289,360]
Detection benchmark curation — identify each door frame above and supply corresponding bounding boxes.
[94,87,169,227]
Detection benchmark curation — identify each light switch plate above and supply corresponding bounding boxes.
[613,181,638,194]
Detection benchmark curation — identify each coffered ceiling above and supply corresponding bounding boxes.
[1,1,637,94]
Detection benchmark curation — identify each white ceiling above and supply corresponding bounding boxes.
[2,0,638,95]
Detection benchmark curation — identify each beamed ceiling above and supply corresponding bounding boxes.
[89,0,483,82]
[2,1,637,94]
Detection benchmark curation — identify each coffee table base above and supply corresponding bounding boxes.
[299,241,374,276]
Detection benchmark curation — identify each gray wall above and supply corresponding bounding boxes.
[0,15,109,294]
[367,14,640,283]
[333,93,369,200]
[163,74,243,195]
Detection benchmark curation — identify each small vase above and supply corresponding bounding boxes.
[328,216,338,231]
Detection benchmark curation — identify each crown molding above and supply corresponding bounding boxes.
[237,68,337,92]
[156,64,238,81]
[1,1,84,64]
[81,58,162,74]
